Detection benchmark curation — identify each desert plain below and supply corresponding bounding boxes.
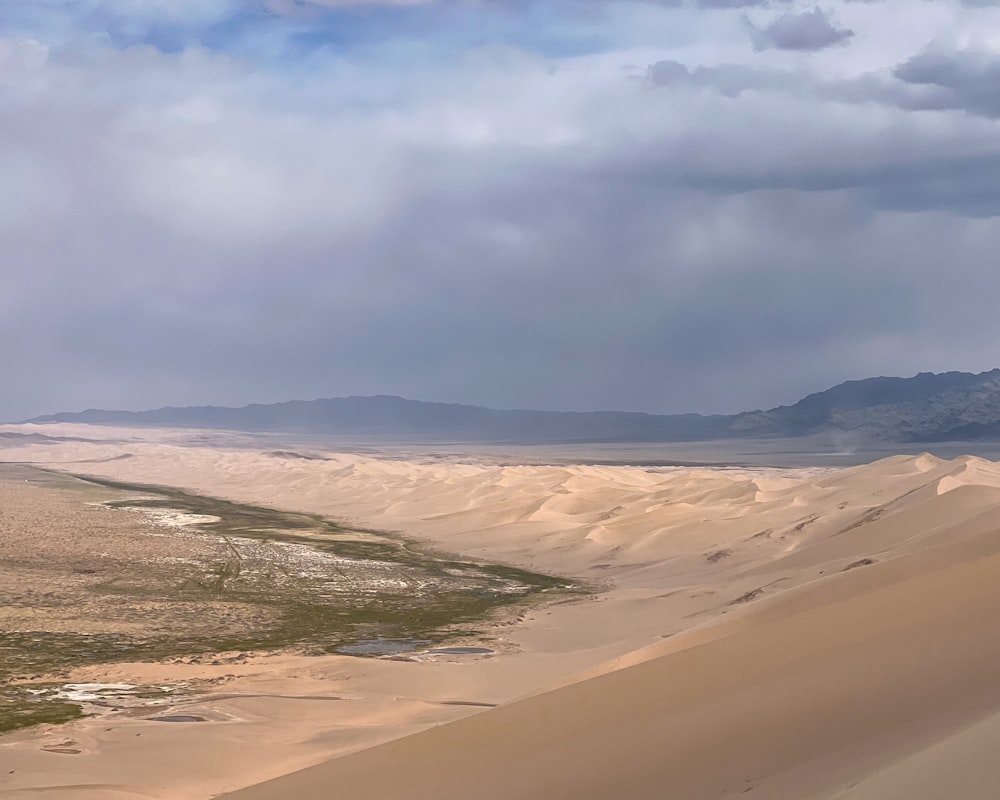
[2,424,1000,798]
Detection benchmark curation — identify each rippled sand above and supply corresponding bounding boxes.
[4,424,1000,799]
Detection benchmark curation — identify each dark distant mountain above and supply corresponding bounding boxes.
[24,369,1000,443]
[26,396,728,443]
[729,369,1000,442]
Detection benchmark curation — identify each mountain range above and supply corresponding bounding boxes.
[24,369,1000,443]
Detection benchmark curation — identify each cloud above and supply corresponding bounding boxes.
[5,0,1000,421]
[748,7,854,51]
[696,0,787,6]
[892,46,1000,117]
[647,58,804,96]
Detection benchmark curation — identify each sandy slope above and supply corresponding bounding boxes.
[221,543,1000,800]
[2,425,1000,798]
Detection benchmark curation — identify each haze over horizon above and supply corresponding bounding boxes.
[5,0,1000,421]
[14,367,999,423]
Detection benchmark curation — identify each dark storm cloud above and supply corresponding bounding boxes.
[652,57,1000,123]
[669,150,1000,217]
[892,47,1000,118]
[748,8,854,51]
[13,142,997,418]
[639,57,1000,215]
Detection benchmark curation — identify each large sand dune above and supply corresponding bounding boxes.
[2,425,1000,798]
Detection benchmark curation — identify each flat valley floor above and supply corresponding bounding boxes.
[4,424,1000,798]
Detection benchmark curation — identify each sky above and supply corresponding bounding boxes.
[4,0,1000,420]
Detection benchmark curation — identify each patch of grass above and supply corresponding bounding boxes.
[1,471,583,733]
[0,686,85,733]
[0,631,148,680]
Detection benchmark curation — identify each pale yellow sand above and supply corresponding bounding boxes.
[1,424,1000,798]
[221,541,1000,800]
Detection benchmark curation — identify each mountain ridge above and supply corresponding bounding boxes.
[23,369,1000,443]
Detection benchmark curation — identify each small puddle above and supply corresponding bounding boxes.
[335,638,431,656]
[1,469,581,736]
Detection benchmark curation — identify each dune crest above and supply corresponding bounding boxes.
[3,425,1000,798]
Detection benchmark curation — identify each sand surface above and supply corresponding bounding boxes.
[2,424,1000,798]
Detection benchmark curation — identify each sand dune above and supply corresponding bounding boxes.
[3,426,1000,798]
[221,541,1000,800]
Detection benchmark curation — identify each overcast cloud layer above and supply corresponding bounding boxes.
[3,0,1000,419]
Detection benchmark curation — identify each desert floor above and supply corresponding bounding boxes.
[3,424,1000,799]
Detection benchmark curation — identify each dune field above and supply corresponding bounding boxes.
[2,424,1000,798]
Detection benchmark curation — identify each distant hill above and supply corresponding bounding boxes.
[729,369,1000,441]
[25,396,728,443]
[24,369,1000,443]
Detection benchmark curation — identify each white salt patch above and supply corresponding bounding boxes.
[114,505,220,530]
[57,683,136,702]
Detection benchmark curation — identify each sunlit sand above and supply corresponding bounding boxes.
[3,424,1000,799]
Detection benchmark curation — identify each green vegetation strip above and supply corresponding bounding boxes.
[0,688,84,734]
[2,472,579,732]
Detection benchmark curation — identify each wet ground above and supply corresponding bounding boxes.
[0,465,577,732]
